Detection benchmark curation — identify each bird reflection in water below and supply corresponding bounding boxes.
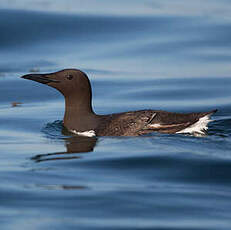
[32,131,97,163]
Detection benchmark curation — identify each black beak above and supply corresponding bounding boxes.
[21,74,60,84]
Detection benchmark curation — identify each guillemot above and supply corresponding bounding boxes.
[21,69,217,136]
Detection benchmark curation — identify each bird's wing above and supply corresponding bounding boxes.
[142,109,217,135]
[96,109,217,136]
[96,110,154,136]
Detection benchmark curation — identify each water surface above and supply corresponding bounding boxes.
[0,1,231,229]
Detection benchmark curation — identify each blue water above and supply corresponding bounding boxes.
[1,1,231,229]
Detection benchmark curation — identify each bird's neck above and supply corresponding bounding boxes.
[63,95,97,132]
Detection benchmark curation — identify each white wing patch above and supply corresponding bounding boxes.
[176,115,212,135]
[70,129,96,137]
[148,123,162,128]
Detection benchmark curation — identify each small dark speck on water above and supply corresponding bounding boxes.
[11,102,22,107]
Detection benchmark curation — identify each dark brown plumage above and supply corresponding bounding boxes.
[21,69,217,136]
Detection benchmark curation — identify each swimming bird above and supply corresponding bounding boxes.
[21,69,217,137]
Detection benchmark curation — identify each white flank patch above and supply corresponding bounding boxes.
[70,129,96,137]
[176,115,212,135]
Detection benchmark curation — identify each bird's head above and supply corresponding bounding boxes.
[21,69,92,98]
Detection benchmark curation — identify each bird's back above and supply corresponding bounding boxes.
[95,109,217,136]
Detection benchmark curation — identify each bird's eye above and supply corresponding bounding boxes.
[66,75,73,80]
